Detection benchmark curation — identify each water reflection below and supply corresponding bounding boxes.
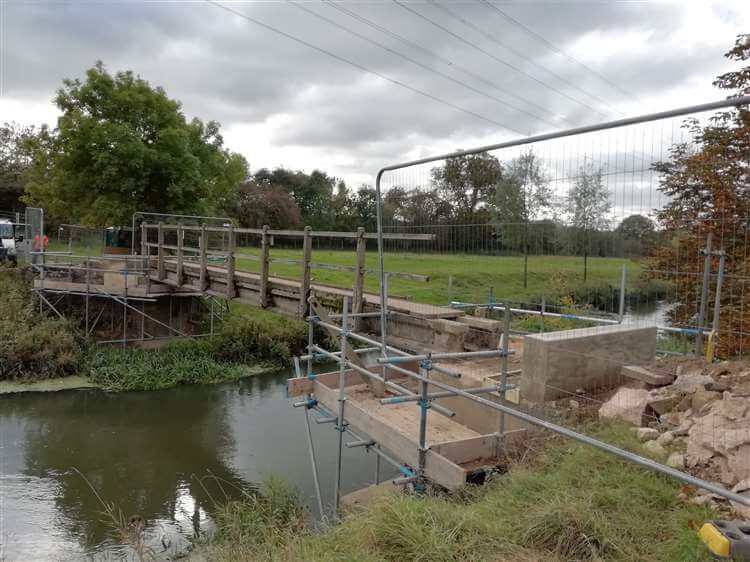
[0,369,388,560]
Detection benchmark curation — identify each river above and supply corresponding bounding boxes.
[0,369,392,560]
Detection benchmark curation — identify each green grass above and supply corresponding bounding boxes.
[235,247,647,309]
[198,423,715,561]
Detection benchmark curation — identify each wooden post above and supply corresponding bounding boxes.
[260,224,270,308]
[199,225,208,291]
[353,227,366,330]
[176,224,184,287]
[226,224,236,298]
[140,223,147,257]
[299,226,312,319]
[157,222,166,281]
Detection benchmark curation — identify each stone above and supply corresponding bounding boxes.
[621,365,674,386]
[687,396,750,485]
[731,480,750,519]
[644,440,666,457]
[706,381,730,393]
[657,431,675,446]
[635,427,659,442]
[569,399,580,409]
[646,390,681,415]
[692,390,721,411]
[599,387,650,426]
[667,452,686,469]
[671,373,713,393]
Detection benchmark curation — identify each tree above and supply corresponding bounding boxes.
[23,62,248,225]
[0,123,36,212]
[567,163,611,281]
[493,151,552,285]
[650,34,750,356]
[234,180,301,229]
[615,214,656,256]
[431,152,502,221]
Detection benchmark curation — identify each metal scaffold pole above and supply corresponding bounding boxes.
[333,297,349,518]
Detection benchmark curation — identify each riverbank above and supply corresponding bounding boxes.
[195,424,715,561]
[0,268,307,392]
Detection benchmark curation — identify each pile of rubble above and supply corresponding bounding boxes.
[599,357,750,514]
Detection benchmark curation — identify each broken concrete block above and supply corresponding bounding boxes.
[599,387,650,425]
[692,390,721,412]
[671,373,713,393]
[667,452,686,469]
[621,365,674,386]
[646,390,681,415]
[635,427,659,442]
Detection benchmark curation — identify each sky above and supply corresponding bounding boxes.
[0,0,748,189]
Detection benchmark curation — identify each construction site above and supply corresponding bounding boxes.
[5,92,747,555]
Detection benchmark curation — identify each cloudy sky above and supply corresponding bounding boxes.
[1,1,748,187]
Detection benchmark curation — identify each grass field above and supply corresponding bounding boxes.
[234,247,646,309]
[43,240,656,311]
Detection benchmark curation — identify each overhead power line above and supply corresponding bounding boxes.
[205,0,527,134]
[289,0,565,129]
[322,1,577,128]
[477,0,640,104]
[392,0,611,120]
[428,0,625,117]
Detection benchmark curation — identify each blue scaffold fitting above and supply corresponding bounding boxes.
[414,480,426,493]
[418,398,432,410]
[419,358,432,370]
[335,420,349,433]
[305,398,318,409]
[399,466,416,478]
[307,371,317,380]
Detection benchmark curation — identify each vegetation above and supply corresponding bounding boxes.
[650,34,750,357]
[84,340,251,392]
[22,62,248,225]
[201,424,714,561]
[0,267,82,381]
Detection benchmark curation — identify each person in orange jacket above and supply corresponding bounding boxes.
[32,233,48,264]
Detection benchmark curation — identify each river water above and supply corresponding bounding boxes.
[0,369,391,560]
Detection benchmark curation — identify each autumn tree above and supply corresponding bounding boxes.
[23,62,248,225]
[234,180,301,229]
[650,34,750,356]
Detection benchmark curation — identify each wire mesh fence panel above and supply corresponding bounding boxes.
[24,207,43,264]
[370,98,750,499]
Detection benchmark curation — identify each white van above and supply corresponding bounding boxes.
[0,219,18,264]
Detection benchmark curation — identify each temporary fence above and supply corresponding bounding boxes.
[290,96,750,519]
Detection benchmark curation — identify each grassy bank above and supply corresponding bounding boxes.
[0,267,83,381]
[199,424,714,561]
[1,268,307,390]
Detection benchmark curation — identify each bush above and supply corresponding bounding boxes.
[209,304,307,366]
[85,340,248,391]
[0,268,82,381]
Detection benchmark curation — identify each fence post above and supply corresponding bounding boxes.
[353,227,366,330]
[299,226,312,319]
[260,224,270,308]
[226,224,236,298]
[199,225,208,291]
[157,222,165,281]
[618,263,627,322]
[140,222,148,268]
[176,224,184,287]
[696,232,713,355]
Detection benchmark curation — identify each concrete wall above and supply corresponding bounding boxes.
[520,324,657,403]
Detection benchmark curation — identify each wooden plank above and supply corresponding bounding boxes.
[287,377,314,397]
[260,225,270,308]
[157,223,165,281]
[199,225,208,291]
[144,223,435,241]
[176,225,184,287]
[298,226,312,319]
[226,225,236,298]
[312,375,468,489]
[353,227,366,330]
